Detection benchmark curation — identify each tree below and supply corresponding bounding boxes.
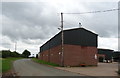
[36,54,38,58]
[2,50,21,58]
[22,49,31,58]
[10,51,20,57]
[2,50,11,58]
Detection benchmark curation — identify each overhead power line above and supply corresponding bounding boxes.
[64,8,119,14]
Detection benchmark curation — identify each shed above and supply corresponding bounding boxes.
[98,48,114,62]
[113,51,120,62]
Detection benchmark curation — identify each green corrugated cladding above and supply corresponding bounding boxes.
[98,49,113,60]
[40,28,98,52]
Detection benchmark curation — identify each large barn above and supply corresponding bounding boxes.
[38,28,98,66]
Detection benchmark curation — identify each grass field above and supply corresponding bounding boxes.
[1,57,23,73]
[32,58,59,67]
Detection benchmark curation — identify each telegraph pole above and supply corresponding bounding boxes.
[15,42,17,52]
[61,12,64,66]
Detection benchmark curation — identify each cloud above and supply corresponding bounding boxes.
[2,2,60,40]
[1,35,14,50]
[98,37,118,51]
[2,2,118,39]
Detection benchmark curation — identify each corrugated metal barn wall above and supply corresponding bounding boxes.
[64,28,97,47]
[40,32,61,52]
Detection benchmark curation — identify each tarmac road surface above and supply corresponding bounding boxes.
[13,59,81,76]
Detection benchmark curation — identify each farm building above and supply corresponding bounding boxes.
[113,51,120,62]
[98,48,114,63]
[38,28,98,66]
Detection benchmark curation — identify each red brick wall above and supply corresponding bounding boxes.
[49,45,61,65]
[38,44,98,66]
[38,45,62,65]
[64,44,98,66]
[38,50,49,62]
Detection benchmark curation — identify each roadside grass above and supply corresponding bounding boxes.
[32,58,60,67]
[1,57,23,73]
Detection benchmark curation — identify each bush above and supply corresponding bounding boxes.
[2,50,11,58]
[10,51,20,57]
[1,49,31,58]
[1,50,21,58]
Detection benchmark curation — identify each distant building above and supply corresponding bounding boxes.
[113,51,120,62]
[98,48,114,63]
[97,54,105,62]
[38,28,98,66]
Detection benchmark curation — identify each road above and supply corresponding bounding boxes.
[57,62,118,76]
[13,59,81,76]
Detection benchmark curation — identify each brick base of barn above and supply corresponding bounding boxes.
[39,44,98,66]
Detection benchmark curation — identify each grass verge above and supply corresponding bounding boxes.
[32,58,59,67]
[1,57,23,73]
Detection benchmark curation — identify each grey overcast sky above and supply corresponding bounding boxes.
[1,0,119,55]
